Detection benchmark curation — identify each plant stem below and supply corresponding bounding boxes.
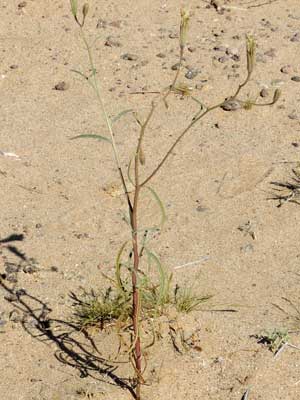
[131,198,142,398]
[79,27,133,213]
[131,151,142,398]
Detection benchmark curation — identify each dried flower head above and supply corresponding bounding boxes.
[172,83,193,97]
[83,3,89,18]
[246,35,255,74]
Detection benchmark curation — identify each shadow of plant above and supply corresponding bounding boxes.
[0,235,137,399]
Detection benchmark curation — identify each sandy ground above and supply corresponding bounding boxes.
[1,0,300,399]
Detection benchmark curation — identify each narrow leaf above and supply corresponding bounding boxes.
[111,109,133,124]
[127,155,135,186]
[115,241,130,293]
[71,69,88,80]
[146,186,167,228]
[71,134,112,144]
[145,248,171,305]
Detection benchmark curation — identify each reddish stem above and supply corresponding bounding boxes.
[131,180,142,399]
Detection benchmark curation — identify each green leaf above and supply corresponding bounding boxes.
[144,248,172,306]
[71,134,112,144]
[70,0,78,17]
[111,109,133,124]
[146,186,167,228]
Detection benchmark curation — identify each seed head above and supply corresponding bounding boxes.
[246,35,255,74]
[180,9,190,50]
[70,0,78,18]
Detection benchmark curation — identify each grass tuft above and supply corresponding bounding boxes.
[71,288,131,329]
[72,277,211,330]
[174,285,212,313]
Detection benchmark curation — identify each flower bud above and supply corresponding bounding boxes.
[82,3,89,19]
[139,148,146,165]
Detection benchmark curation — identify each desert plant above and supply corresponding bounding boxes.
[269,165,300,207]
[174,284,212,313]
[69,2,280,398]
[255,328,290,353]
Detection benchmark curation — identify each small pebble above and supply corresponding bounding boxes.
[226,47,239,56]
[240,243,254,253]
[231,54,240,62]
[260,88,269,98]
[185,69,199,80]
[256,53,267,63]
[96,19,107,29]
[291,76,300,82]
[18,1,27,8]
[156,52,166,58]
[187,46,196,53]
[292,142,300,147]
[121,53,138,61]
[5,263,19,274]
[218,55,229,63]
[280,65,292,74]
[213,45,227,52]
[288,111,299,120]
[15,289,26,297]
[109,20,123,28]
[196,206,208,212]
[53,81,69,91]
[169,32,179,39]
[290,32,300,42]
[6,273,18,283]
[105,36,122,47]
[264,48,276,58]
[171,62,181,71]
[23,263,39,274]
[221,100,241,111]
[288,14,300,20]
[9,65,18,70]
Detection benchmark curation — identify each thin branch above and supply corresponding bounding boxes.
[78,27,133,213]
[140,101,223,187]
